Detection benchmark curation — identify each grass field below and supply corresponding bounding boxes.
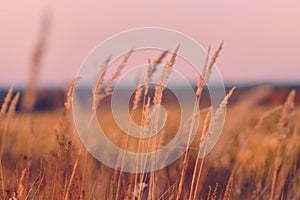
[0,46,299,200]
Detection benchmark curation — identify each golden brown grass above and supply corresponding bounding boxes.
[0,88,299,199]
[0,46,299,200]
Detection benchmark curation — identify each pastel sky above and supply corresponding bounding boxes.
[0,0,299,88]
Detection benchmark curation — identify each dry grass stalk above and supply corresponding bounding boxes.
[206,185,212,200]
[201,46,211,79]
[152,68,171,105]
[0,86,14,117]
[142,97,151,126]
[124,183,133,200]
[132,77,144,111]
[223,183,233,200]
[114,167,123,200]
[0,89,20,199]
[134,97,151,199]
[64,155,80,200]
[116,76,145,200]
[153,45,179,105]
[145,50,168,99]
[115,76,145,199]
[191,89,234,200]
[30,158,46,199]
[81,58,111,198]
[158,183,176,200]
[152,50,169,73]
[114,82,146,199]
[7,92,21,119]
[149,46,178,199]
[196,42,223,97]
[270,90,296,200]
[144,59,152,97]
[134,53,169,184]
[196,47,211,97]
[103,49,133,96]
[9,15,52,199]
[21,14,51,112]
[132,182,148,199]
[176,136,193,199]
[224,90,284,197]
[190,109,211,200]
[50,78,83,199]
[94,56,111,109]
[199,109,213,144]
[277,90,295,140]
[254,105,283,129]
[144,134,170,198]
[64,77,80,110]
[1,92,20,146]
[209,86,235,138]
[167,44,179,67]
[212,182,219,200]
[108,171,117,200]
[136,52,170,168]
[198,87,235,199]
[134,52,168,198]
[270,146,281,200]
[177,44,224,200]
[134,53,168,183]
[16,168,27,199]
[94,56,111,94]
[205,41,223,82]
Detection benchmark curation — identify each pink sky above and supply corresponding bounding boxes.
[0,0,299,88]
